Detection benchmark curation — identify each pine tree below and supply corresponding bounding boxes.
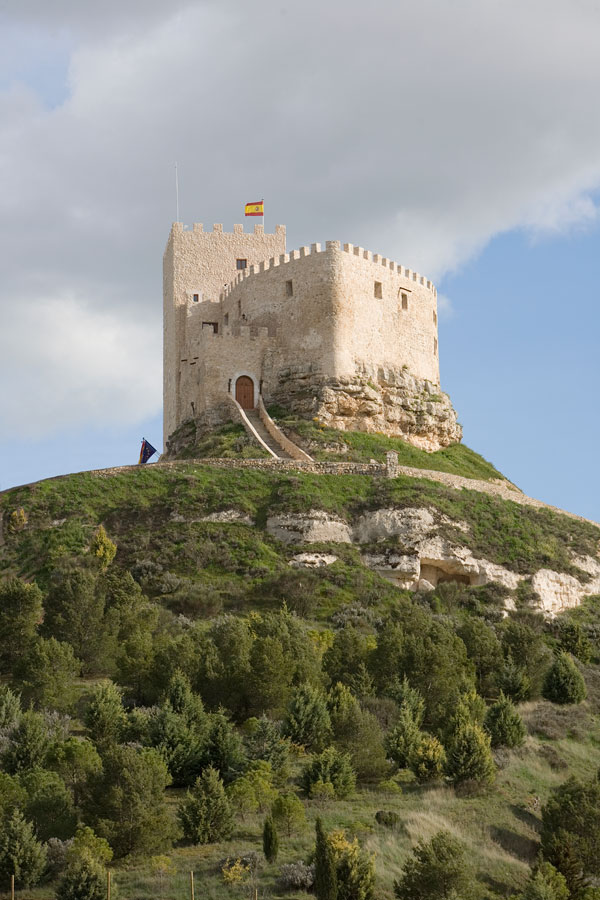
[445,721,495,786]
[543,653,587,705]
[484,691,526,748]
[283,684,332,751]
[394,830,475,900]
[314,818,337,900]
[544,831,587,899]
[178,766,234,844]
[262,815,279,863]
[0,809,47,887]
[56,855,106,900]
[271,792,306,837]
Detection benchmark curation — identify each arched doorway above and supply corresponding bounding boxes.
[235,375,255,410]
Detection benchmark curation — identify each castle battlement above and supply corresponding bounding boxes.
[163,218,460,453]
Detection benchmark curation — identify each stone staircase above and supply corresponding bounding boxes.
[245,409,293,459]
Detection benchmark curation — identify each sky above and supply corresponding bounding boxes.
[0,0,598,521]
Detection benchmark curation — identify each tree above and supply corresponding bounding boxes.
[410,734,446,783]
[385,708,422,769]
[394,830,476,900]
[484,692,526,748]
[0,685,22,732]
[457,618,503,697]
[541,777,600,875]
[178,767,234,844]
[3,709,50,773]
[301,748,356,799]
[519,862,569,900]
[263,815,279,863]
[66,827,113,866]
[21,768,78,841]
[89,525,117,572]
[202,711,245,783]
[284,685,332,751]
[314,818,337,900]
[0,578,43,672]
[543,832,587,899]
[48,738,102,807]
[16,637,80,711]
[227,761,276,818]
[271,792,306,837]
[43,570,110,674]
[328,829,375,900]
[556,622,592,663]
[56,855,106,900]
[85,744,174,857]
[327,685,387,781]
[84,681,127,750]
[445,721,495,786]
[0,810,47,887]
[542,653,587,705]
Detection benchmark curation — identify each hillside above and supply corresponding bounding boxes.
[0,456,600,900]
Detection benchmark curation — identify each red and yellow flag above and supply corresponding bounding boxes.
[245,200,264,217]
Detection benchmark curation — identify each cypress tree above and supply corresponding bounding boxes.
[484,691,526,748]
[262,815,279,863]
[314,817,337,900]
[542,653,587,705]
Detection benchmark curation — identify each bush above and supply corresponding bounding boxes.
[484,692,526,748]
[0,810,47,887]
[384,709,422,769]
[519,862,569,900]
[394,830,476,900]
[279,861,315,891]
[56,855,106,900]
[542,653,587,705]
[301,747,356,799]
[178,767,234,844]
[375,810,401,829]
[541,776,600,875]
[445,722,495,786]
[410,734,446,783]
[328,828,375,900]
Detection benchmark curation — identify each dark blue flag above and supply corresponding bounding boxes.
[138,438,158,465]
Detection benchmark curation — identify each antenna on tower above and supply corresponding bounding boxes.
[175,162,180,222]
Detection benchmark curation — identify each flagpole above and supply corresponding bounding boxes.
[175,163,180,222]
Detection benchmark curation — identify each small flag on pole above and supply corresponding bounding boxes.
[245,200,264,217]
[138,438,158,465]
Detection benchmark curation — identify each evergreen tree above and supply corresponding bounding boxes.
[56,854,106,900]
[301,747,356,799]
[385,708,422,769]
[202,711,245,783]
[445,721,495,786]
[0,578,43,673]
[0,685,22,732]
[0,810,47,887]
[328,829,375,900]
[542,653,587,705]
[262,815,279,863]
[16,637,80,712]
[283,685,332,752]
[89,525,117,572]
[178,767,234,844]
[484,691,526,748]
[541,777,600,875]
[43,570,109,674]
[84,681,127,750]
[3,709,50,773]
[394,830,475,900]
[271,792,306,837]
[519,863,569,900]
[314,818,337,900]
[544,830,588,898]
[410,734,446,783]
[21,768,78,842]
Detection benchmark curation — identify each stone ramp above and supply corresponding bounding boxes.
[244,409,293,459]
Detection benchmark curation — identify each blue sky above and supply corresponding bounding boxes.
[0,1,598,522]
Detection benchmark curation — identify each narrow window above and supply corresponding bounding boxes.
[374,281,383,299]
[238,299,242,316]
[286,280,293,297]
[202,321,218,334]
[192,293,199,303]
[433,310,437,326]
[224,313,229,326]
[236,259,247,270]
[434,338,438,354]
[401,293,408,310]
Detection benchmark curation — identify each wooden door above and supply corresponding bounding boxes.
[235,376,254,410]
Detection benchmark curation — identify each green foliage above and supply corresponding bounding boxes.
[519,862,569,900]
[457,618,504,697]
[21,768,77,841]
[541,777,600,875]
[89,525,117,571]
[84,681,127,750]
[556,621,592,663]
[66,826,113,866]
[244,715,291,781]
[301,747,356,799]
[484,692,526,748]
[85,744,173,857]
[410,734,446,783]
[15,637,80,711]
[501,621,552,700]
[328,828,375,900]
[314,818,337,900]
[3,709,50,774]
[47,739,102,807]
[445,721,495,786]
[284,684,332,751]
[56,855,106,900]
[385,708,422,770]
[394,830,476,900]
[262,815,279,863]
[0,809,47,887]
[0,685,22,732]
[543,832,587,899]
[227,761,276,818]
[542,653,587,705]
[178,766,234,844]
[0,578,43,672]
[271,792,306,837]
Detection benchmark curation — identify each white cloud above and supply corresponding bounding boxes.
[1,0,600,437]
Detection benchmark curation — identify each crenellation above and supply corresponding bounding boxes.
[300,246,310,257]
[213,223,223,232]
[193,223,203,232]
[254,224,264,234]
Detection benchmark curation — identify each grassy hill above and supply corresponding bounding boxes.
[0,460,600,900]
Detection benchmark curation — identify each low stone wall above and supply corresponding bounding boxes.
[257,397,313,462]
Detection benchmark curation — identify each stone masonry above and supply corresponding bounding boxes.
[163,223,461,451]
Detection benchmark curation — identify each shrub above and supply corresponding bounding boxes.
[314,818,337,900]
[484,692,526,748]
[0,810,47,887]
[178,766,234,844]
[394,830,476,900]
[445,722,495,786]
[375,810,401,829]
[384,708,422,769]
[519,862,569,900]
[56,855,106,900]
[301,747,356,799]
[410,734,446,783]
[263,815,279,863]
[278,861,315,891]
[328,828,375,900]
[541,777,600,875]
[542,653,587,705]
[271,792,306,837]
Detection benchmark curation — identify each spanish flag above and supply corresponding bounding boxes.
[245,200,264,217]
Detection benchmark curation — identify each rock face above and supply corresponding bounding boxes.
[273,368,462,451]
[263,506,599,616]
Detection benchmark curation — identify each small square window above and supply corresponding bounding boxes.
[286,280,293,297]
[374,281,383,299]
[401,293,408,310]
[236,259,247,270]
[192,293,199,303]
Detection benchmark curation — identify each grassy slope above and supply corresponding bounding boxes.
[2,465,600,899]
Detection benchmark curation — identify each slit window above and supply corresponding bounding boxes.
[434,338,438,354]
[433,310,437,326]
[236,258,247,270]
[374,281,383,299]
[401,292,408,310]
[224,313,229,326]
[286,280,293,297]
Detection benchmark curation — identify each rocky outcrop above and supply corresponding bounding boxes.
[273,367,462,451]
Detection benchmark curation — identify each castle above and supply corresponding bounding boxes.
[163,222,461,452]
